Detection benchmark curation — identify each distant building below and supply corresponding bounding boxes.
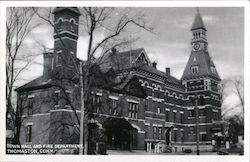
[15,7,223,153]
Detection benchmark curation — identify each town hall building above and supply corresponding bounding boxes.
[15,7,223,154]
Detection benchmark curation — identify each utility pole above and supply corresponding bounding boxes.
[79,61,85,155]
[195,95,200,155]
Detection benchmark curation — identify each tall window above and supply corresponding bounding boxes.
[153,101,156,112]
[145,99,149,111]
[145,125,149,139]
[153,126,157,139]
[109,99,118,115]
[204,79,210,90]
[129,102,138,118]
[55,91,60,106]
[28,97,34,115]
[26,125,32,142]
[165,110,169,122]
[58,18,62,31]
[158,127,162,140]
[157,107,161,114]
[180,113,184,123]
[191,66,199,74]
[180,130,184,142]
[173,111,177,122]
[213,111,217,120]
[174,130,177,142]
[56,51,62,66]
[96,95,101,113]
[70,19,74,32]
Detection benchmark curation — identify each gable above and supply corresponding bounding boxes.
[134,49,151,65]
[122,77,147,99]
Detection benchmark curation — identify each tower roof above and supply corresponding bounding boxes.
[181,51,220,81]
[191,11,206,31]
[52,7,81,16]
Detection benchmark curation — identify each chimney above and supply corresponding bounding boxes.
[111,47,117,54]
[43,52,53,77]
[152,62,157,68]
[165,67,170,75]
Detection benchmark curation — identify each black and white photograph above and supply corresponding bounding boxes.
[1,1,249,162]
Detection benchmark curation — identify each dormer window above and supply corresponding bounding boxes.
[191,66,199,74]
[211,66,216,73]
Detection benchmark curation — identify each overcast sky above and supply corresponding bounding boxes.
[20,7,244,85]
[8,7,244,117]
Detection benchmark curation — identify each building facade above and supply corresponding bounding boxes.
[15,7,223,153]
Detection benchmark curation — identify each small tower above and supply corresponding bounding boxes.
[181,9,222,143]
[52,7,81,70]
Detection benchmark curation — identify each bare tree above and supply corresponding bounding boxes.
[231,77,244,114]
[6,7,40,144]
[220,77,244,144]
[221,77,244,120]
[29,7,152,154]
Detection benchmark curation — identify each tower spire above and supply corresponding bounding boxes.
[196,7,200,14]
[191,9,206,31]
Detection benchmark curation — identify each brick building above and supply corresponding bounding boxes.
[15,7,223,153]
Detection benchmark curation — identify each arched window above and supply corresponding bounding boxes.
[70,19,75,32]
[152,84,157,90]
[144,81,149,87]
[58,18,63,31]
[156,85,162,91]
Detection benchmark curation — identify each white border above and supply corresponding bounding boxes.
[0,1,249,162]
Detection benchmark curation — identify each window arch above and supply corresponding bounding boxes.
[172,92,177,98]
[70,18,75,32]
[152,83,157,90]
[144,81,149,87]
[165,90,169,96]
[58,18,63,31]
[156,85,162,91]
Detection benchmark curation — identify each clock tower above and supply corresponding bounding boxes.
[191,9,208,52]
[181,9,222,144]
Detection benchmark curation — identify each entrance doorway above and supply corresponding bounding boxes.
[103,117,137,150]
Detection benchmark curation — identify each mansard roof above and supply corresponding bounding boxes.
[191,12,207,31]
[181,50,221,81]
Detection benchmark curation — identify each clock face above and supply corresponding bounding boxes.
[193,43,200,51]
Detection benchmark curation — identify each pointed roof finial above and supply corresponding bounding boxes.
[191,8,206,31]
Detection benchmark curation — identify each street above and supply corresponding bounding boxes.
[107,150,220,155]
